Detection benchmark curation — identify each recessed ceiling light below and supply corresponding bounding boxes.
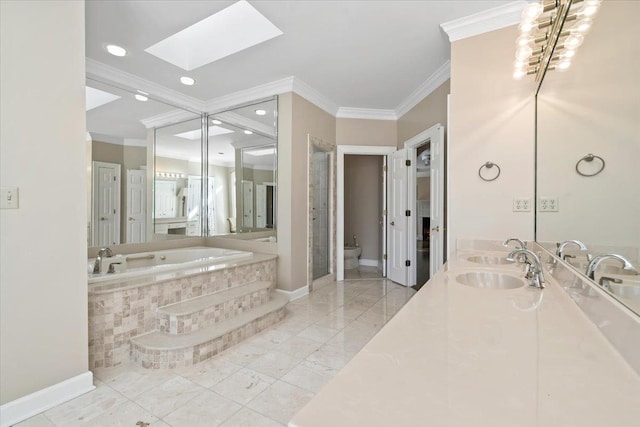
[255,109,266,116]
[106,44,127,57]
[144,0,283,71]
[134,94,148,102]
[180,76,195,86]
[244,130,253,135]
[211,119,222,125]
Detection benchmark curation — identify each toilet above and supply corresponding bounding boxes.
[344,246,362,269]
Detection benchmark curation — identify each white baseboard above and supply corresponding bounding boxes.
[276,285,309,301]
[0,372,95,427]
[359,259,379,268]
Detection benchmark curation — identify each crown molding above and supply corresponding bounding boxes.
[292,78,340,116]
[140,108,199,129]
[214,111,276,138]
[86,58,206,112]
[336,107,397,121]
[204,76,294,113]
[395,60,451,119]
[440,1,525,42]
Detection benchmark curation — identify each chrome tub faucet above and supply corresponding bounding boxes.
[92,247,113,274]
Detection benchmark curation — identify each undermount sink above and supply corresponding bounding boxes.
[456,272,525,290]
[466,255,514,265]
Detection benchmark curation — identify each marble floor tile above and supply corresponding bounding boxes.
[77,400,166,427]
[162,390,241,426]
[176,356,242,388]
[272,335,321,359]
[281,359,339,394]
[13,414,56,427]
[214,341,270,367]
[219,407,284,427]
[135,376,203,418]
[211,368,276,405]
[305,343,356,371]
[297,324,340,344]
[247,350,304,379]
[313,310,357,330]
[44,384,126,426]
[245,328,295,350]
[247,380,314,425]
[100,366,178,399]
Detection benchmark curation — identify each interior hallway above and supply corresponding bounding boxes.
[16,280,416,427]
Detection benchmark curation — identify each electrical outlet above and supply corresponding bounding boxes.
[513,197,531,212]
[539,197,559,212]
[1,187,19,209]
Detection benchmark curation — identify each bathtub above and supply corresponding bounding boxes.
[88,246,253,284]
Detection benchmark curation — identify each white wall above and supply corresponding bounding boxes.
[0,0,88,405]
[448,25,537,252]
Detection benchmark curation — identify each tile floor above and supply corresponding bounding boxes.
[16,279,416,427]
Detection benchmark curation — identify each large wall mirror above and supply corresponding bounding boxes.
[536,1,640,314]
[86,79,200,247]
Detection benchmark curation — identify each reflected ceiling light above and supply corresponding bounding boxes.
[244,130,253,135]
[180,76,195,86]
[175,125,233,140]
[211,119,222,125]
[134,94,148,102]
[245,147,275,156]
[136,90,149,95]
[255,109,267,116]
[513,0,600,82]
[106,44,127,57]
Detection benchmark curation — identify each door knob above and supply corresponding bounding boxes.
[128,217,134,221]
[100,217,107,221]
[390,221,395,226]
[431,226,440,232]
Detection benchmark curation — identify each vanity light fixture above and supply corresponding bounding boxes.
[155,171,184,179]
[134,94,148,102]
[106,44,127,57]
[243,130,253,135]
[512,0,602,82]
[180,76,195,86]
[255,109,267,116]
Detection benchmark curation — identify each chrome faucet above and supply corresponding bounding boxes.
[93,247,113,274]
[503,238,526,250]
[554,240,589,264]
[507,249,545,289]
[585,254,637,280]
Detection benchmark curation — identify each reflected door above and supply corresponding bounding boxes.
[242,180,253,228]
[126,169,146,244]
[256,184,267,228]
[92,161,121,246]
[312,150,329,279]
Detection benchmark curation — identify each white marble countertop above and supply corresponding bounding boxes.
[289,249,640,427]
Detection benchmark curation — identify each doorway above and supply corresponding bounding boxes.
[92,161,121,246]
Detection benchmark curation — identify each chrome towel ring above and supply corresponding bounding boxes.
[478,161,501,182]
[576,153,605,177]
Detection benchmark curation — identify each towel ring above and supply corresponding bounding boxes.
[478,161,501,182]
[575,153,605,177]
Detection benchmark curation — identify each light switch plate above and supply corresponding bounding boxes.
[1,187,19,209]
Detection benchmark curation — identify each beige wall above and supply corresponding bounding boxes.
[397,80,450,146]
[276,93,336,292]
[0,0,88,404]
[448,26,536,252]
[123,145,147,172]
[336,118,397,147]
[92,140,124,165]
[344,155,383,262]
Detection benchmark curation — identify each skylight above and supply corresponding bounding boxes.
[174,126,234,140]
[245,147,275,156]
[145,0,283,71]
[86,86,120,111]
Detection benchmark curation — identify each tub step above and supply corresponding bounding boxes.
[156,280,272,334]
[131,294,288,369]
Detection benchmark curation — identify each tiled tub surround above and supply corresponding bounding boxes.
[290,243,640,427]
[89,253,280,370]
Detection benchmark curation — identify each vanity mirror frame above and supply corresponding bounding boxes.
[533,0,640,316]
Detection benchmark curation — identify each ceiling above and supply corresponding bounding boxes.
[85,0,514,112]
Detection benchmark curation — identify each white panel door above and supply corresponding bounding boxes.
[430,125,445,276]
[242,180,253,228]
[387,149,409,286]
[126,169,146,243]
[256,184,267,228]
[92,161,120,246]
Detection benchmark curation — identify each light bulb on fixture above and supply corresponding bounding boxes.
[134,94,148,102]
[574,18,592,33]
[514,59,528,69]
[519,20,535,34]
[244,130,253,135]
[557,59,571,71]
[513,69,527,80]
[516,34,532,47]
[211,119,222,125]
[581,0,602,17]
[564,33,584,49]
[255,109,267,116]
[515,45,533,61]
[522,2,543,21]
[561,49,576,59]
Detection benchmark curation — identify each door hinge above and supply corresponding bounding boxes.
[405,260,411,267]
[383,165,388,172]
[113,209,116,214]
[405,210,411,216]
[383,254,387,260]
[405,159,411,167]
[113,176,116,181]
[383,209,387,216]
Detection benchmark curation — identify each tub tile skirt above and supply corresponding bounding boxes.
[88,259,282,369]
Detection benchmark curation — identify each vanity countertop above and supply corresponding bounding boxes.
[289,249,640,427]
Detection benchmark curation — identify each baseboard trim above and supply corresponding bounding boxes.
[0,372,95,427]
[359,259,379,268]
[276,285,309,301]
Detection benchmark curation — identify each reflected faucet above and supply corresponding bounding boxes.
[507,249,545,289]
[585,254,637,280]
[93,247,113,274]
[555,240,590,264]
